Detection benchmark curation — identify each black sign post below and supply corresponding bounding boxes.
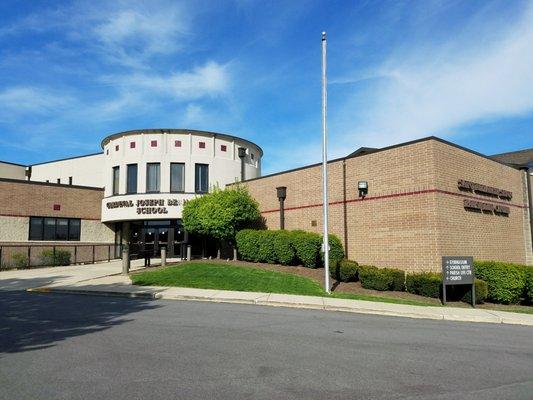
[442,256,475,307]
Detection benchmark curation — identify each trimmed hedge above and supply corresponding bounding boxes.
[330,259,359,282]
[460,279,488,304]
[406,272,441,298]
[236,229,342,269]
[526,267,533,304]
[290,230,322,268]
[359,266,405,291]
[474,261,527,304]
[322,235,344,269]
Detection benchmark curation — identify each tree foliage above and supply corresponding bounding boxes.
[182,187,261,242]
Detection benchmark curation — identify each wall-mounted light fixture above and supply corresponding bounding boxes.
[238,147,246,181]
[358,181,368,198]
[276,186,287,229]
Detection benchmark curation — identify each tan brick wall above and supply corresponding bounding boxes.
[235,138,532,271]
[0,179,103,220]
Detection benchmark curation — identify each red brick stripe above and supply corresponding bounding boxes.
[260,189,528,214]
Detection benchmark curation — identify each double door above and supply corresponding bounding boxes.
[131,220,185,258]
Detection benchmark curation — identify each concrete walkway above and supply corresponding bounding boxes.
[8,266,532,326]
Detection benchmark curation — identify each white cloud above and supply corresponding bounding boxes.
[332,3,533,151]
[0,87,73,120]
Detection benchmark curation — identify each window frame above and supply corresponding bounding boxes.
[146,162,161,193]
[170,162,185,193]
[28,216,81,241]
[112,166,120,195]
[126,163,138,194]
[195,163,209,194]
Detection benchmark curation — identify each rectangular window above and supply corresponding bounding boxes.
[115,145,119,151]
[175,140,182,147]
[130,142,136,149]
[126,164,138,194]
[29,217,43,240]
[28,217,81,241]
[195,164,209,193]
[221,144,227,152]
[170,163,185,192]
[146,163,160,193]
[68,176,73,185]
[112,166,120,195]
[151,140,157,147]
[43,218,56,240]
[199,142,206,149]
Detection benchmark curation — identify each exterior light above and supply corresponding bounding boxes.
[358,181,368,198]
[276,186,287,229]
[276,186,287,201]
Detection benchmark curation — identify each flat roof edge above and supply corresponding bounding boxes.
[30,152,104,166]
[0,177,104,191]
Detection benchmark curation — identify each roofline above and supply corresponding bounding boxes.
[29,152,103,167]
[100,128,264,157]
[236,136,520,184]
[0,177,103,191]
[0,160,27,167]
[490,148,533,158]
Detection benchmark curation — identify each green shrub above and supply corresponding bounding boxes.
[358,266,405,291]
[273,230,296,265]
[330,259,359,282]
[11,253,29,269]
[290,230,322,268]
[257,231,278,264]
[460,279,488,304]
[474,261,527,304]
[526,267,533,304]
[406,272,441,298]
[321,234,344,269]
[39,249,71,266]
[236,229,262,262]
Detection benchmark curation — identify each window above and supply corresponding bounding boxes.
[69,177,73,185]
[199,142,206,149]
[221,145,227,152]
[195,164,209,193]
[146,163,160,193]
[130,142,136,149]
[112,166,120,195]
[127,164,138,194]
[251,153,255,160]
[115,145,119,151]
[170,163,185,192]
[175,140,182,147]
[29,217,81,241]
[151,140,157,147]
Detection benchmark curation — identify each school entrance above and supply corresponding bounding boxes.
[130,220,186,258]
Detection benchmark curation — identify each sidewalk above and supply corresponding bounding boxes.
[25,272,533,327]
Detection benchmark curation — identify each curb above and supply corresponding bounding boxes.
[25,286,533,326]
[26,287,160,300]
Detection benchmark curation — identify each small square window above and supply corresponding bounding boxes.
[221,145,227,152]
[199,142,206,149]
[130,142,136,149]
[53,204,61,211]
[151,140,157,147]
[115,145,119,151]
[175,140,182,147]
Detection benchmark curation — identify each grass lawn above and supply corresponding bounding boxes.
[131,262,438,306]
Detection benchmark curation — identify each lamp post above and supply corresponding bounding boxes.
[238,147,246,181]
[321,32,330,294]
[276,186,287,230]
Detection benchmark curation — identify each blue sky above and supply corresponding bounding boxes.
[0,0,532,174]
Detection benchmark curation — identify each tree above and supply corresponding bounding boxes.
[182,186,261,258]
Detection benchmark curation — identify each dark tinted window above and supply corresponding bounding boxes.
[146,163,160,192]
[43,218,56,240]
[69,219,81,241]
[29,217,43,240]
[170,163,185,192]
[56,219,68,240]
[127,164,138,194]
[112,166,120,195]
[195,164,209,193]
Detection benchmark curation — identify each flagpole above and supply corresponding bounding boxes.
[321,31,330,294]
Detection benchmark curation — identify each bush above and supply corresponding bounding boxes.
[359,266,405,291]
[39,249,71,266]
[330,259,358,282]
[11,253,29,269]
[460,279,488,304]
[526,267,533,304]
[290,230,322,268]
[474,261,527,304]
[236,229,261,262]
[406,272,441,298]
[322,234,344,269]
[257,231,278,264]
[273,230,296,265]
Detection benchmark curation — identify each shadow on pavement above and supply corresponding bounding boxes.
[0,291,159,355]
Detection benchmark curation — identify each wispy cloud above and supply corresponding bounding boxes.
[332,3,533,151]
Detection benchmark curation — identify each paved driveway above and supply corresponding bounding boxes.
[0,259,156,291]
